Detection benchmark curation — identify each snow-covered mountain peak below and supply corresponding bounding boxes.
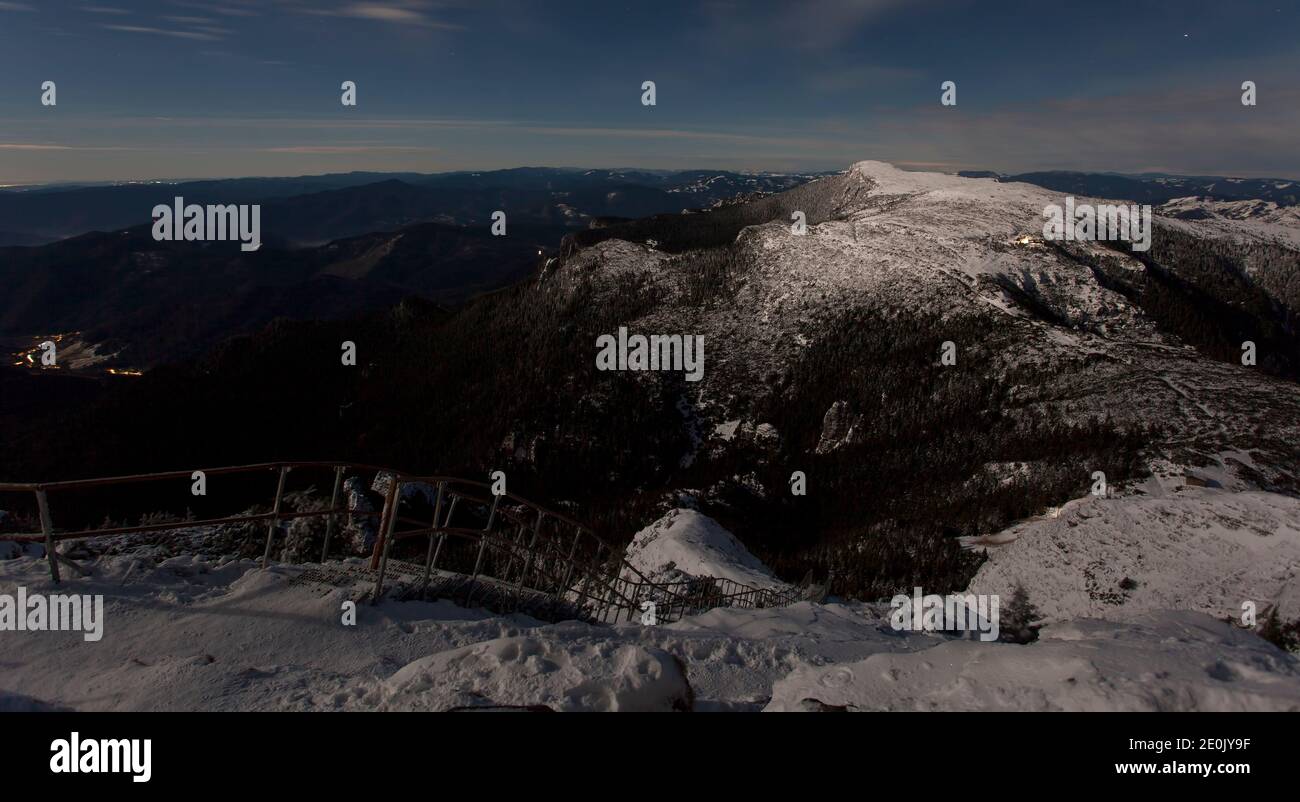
[551,161,1300,495]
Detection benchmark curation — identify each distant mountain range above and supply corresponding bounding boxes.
[0,219,559,368]
[0,167,821,247]
[0,167,821,368]
[960,169,1300,207]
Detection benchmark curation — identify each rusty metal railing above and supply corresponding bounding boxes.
[0,461,808,624]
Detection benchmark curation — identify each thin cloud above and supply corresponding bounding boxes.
[857,85,1300,177]
[0,2,36,11]
[260,146,447,155]
[517,125,833,151]
[168,1,260,16]
[0,143,144,151]
[296,2,465,30]
[262,145,440,153]
[89,116,519,130]
[101,23,224,40]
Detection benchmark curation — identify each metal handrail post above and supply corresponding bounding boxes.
[372,480,403,603]
[319,465,345,562]
[470,493,500,580]
[420,481,446,593]
[556,527,582,598]
[36,489,59,583]
[519,510,545,587]
[464,493,501,605]
[368,477,399,570]
[260,466,289,569]
[501,522,527,584]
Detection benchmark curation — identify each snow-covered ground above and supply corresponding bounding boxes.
[966,481,1300,624]
[767,611,1300,712]
[4,505,1298,712]
[0,549,916,712]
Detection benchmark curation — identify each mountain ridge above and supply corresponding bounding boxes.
[3,161,1297,603]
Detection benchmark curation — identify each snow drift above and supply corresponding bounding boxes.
[383,636,691,711]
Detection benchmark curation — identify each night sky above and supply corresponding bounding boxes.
[1,0,1296,183]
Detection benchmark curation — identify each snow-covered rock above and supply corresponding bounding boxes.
[623,508,788,591]
[814,400,863,454]
[344,476,378,553]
